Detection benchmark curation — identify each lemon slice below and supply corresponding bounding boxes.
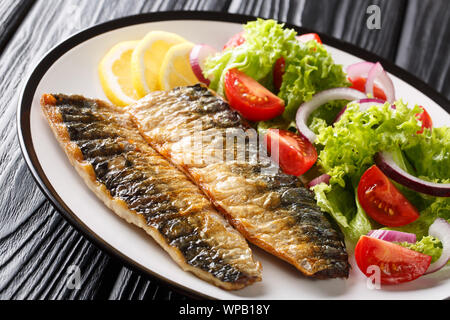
[159,42,199,91]
[98,41,140,107]
[131,31,187,97]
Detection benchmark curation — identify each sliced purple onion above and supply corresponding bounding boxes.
[365,62,383,97]
[333,98,387,124]
[375,151,450,197]
[295,88,367,143]
[346,61,396,103]
[190,44,217,86]
[365,62,395,103]
[346,61,374,79]
[425,218,450,274]
[358,98,388,111]
[307,174,331,188]
[367,230,416,244]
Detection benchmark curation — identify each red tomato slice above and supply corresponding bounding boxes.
[416,106,433,134]
[297,33,322,44]
[265,129,317,176]
[357,165,420,227]
[349,77,387,101]
[224,69,285,121]
[273,57,286,92]
[223,31,245,50]
[355,236,431,285]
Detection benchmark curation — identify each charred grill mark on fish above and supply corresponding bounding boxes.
[41,94,261,290]
[128,84,349,278]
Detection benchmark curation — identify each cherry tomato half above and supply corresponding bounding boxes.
[265,129,318,176]
[296,33,322,44]
[357,165,420,227]
[223,31,245,50]
[355,236,431,285]
[224,68,285,121]
[349,77,387,101]
[416,106,433,134]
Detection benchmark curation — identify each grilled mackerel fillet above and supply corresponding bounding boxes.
[41,93,262,290]
[128,85,349,278]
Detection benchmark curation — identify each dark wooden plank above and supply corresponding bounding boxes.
[0,0,35,56]
[396,0,450,100]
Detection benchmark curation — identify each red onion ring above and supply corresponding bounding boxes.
[365,62,383,98]
[358,98,387,110]
[375,151,450,197]
[190,44,217,86]
[365,62,395,103]
[346,61,374,80]
[295,88,367,143]
[346,61,396,103]
[367,230,416,243]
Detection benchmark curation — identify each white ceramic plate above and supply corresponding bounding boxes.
[18,12,450,300]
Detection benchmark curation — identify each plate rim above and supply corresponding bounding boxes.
[16,10,450,300]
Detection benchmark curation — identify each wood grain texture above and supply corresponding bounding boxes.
[396,0,450,100]
[0,0,35,56]
[1,0,448,300]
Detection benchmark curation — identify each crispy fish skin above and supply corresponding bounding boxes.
[41,93,262,290]
[128,84,349,278]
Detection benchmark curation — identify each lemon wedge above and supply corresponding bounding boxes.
[98,41,140,107]
[159,42,199,91]
[131,31,187,97]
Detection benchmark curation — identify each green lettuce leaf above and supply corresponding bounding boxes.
[278,42,349,121]
[398,236,443,263]
[403,126,450,183]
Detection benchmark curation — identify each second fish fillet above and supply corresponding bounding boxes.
[128,84,349,278]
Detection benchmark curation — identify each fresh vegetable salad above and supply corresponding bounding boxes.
[199,19,449,285]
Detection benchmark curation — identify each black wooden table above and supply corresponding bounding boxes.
[1,0,449,300]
